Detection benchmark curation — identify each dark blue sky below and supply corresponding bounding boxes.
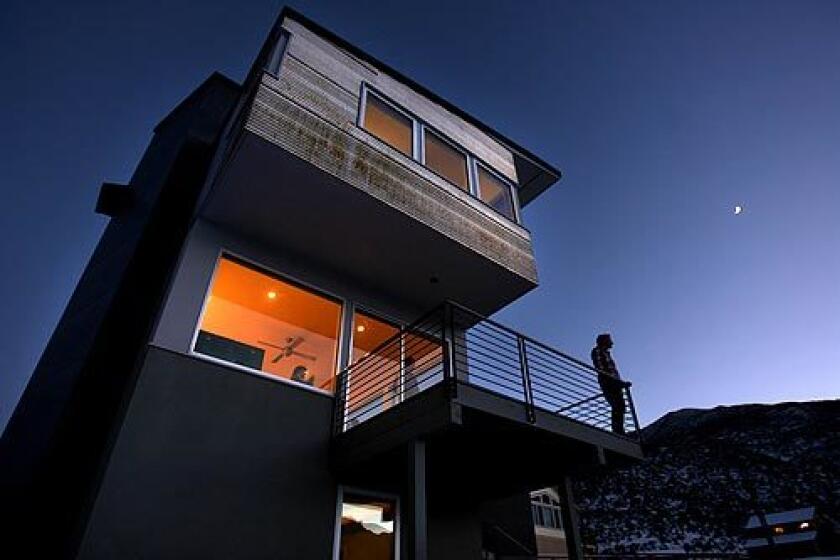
[2,0,838,429]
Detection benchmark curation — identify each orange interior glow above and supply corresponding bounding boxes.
[197,256,342,391]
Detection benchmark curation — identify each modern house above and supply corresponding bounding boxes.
[0,8,642,559]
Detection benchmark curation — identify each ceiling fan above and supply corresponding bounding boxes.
[258,336,317,363]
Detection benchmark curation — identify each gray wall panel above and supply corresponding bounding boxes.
[79,346,338,560]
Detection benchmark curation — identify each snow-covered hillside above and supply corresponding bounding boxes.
[574,399,840,553]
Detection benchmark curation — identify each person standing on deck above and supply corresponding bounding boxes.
[591,333,628,435]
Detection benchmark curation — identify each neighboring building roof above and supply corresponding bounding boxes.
[745,507,816,529]
[256,7,562,206]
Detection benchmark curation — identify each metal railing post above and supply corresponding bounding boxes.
[516,335,536,423]
[441,302,457,398]
[625,385,642,441]
[332,372,346,435]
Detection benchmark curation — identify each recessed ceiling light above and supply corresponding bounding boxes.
[356,325,366,333]
[267,291,277,300]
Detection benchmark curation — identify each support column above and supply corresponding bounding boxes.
[406,440,428,560]
[557,476,584,560]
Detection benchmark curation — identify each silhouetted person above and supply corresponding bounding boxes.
[291,365,315,386]
[591,333,627,435]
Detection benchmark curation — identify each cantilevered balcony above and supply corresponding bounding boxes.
[331,302,642,499]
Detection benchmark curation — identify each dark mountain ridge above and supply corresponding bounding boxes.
[575,399,840,553]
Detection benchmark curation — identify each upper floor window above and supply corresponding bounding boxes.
[265,29,290,76]
[531,491,564,530]
[423,129,469,191]
[477,164,516,221]
[362,93,413,157]
[359,86,520,224]
[194,255,342,392]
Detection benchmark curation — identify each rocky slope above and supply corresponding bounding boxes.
[574,399,840,553]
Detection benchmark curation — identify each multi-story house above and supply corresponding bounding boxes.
[0,8,642,559]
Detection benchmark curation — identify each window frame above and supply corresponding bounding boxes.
[333,486,401,560]
[530,491,564,531]
[349,305,403,362]
[358,83,522,225]
[189,250,347,396]
[359,86,418,159]
[474,160,520,223]
[420,125,472,193]
[265,29,291,77]
[343,306,404,428]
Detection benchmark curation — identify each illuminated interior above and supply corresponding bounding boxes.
[347,311,401,423]
[339,493,396,560]
[403,330,443,395]
[363,93,413,157]
[194,256,342,392]
[478,165,515,221]
[424,129,468,190]
[351,311,400,363]
[345,311,443,425]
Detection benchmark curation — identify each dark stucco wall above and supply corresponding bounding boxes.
[429,503,483,560]
[481,493,538,556]
[78,346,338,560]
[0,74,240,558]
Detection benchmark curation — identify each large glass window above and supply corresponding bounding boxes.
[362,93,413,157]
[346,311,400,426]
[403,330,444,398]
[351,311,400,363]
[194,256,342,392]
[339,493,397,560]
[423,129,468,190]
[343,310,444,427]
[477,165,516,221]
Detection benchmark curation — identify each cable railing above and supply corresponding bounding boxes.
[332,301,641,440]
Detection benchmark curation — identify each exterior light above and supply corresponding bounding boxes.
[800,522,810,530]
[773,527,784,535]
[357,325,366,333]
[267,291,277,300]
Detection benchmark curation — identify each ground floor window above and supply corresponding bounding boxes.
[531,489,564,530]
[194,255,342,391]
[339,491,398,560]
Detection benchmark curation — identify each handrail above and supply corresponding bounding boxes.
[332,301,641,440]
[445,300,605,378]
[555,393,604,415]
[334,303,445,377]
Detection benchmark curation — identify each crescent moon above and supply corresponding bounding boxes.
[734,205,743,215]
